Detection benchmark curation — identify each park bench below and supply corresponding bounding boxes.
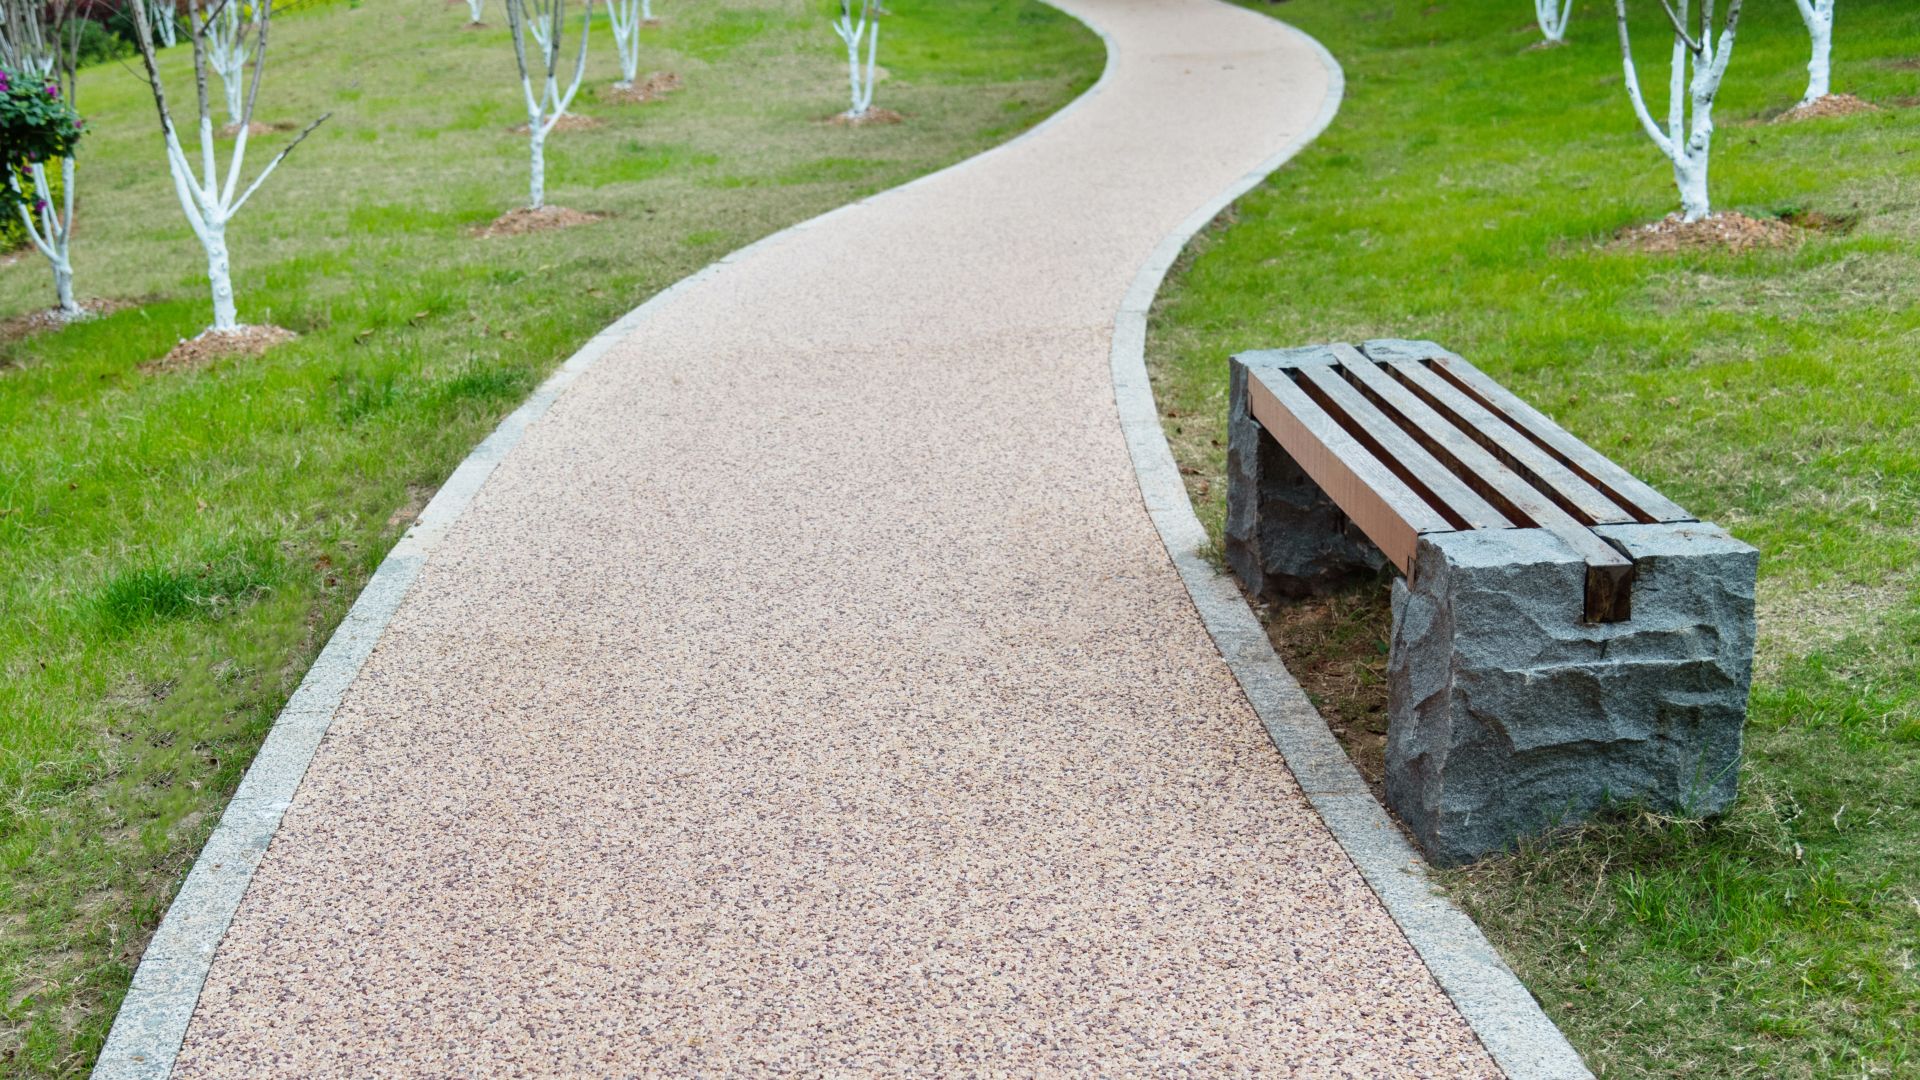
[1225,340,1757,865]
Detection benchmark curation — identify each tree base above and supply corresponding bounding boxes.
[474,205,608,239]
[0,297,135,342]
[603,71,683,104]
[145,324,297,374]
[1611,212,1798,255]
[1774,93,1878,123]
[825,107,904,127]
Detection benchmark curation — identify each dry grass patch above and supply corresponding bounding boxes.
[508,113,601,134]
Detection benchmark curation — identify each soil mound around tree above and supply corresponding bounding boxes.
[144,324,296,373]
[1613,211,1799,254]
[0,297,136,342]
[474,205,607,238]
[218,120,296,138]
[509,113,602,134]
[604,71,683,104]
[824,107,904,127]
[1774,93,1878,122]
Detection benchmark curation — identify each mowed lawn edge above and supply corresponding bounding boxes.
[1145,1,1918,1077]
[0,1,1103,1072]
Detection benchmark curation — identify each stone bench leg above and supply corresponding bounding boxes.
[1385,523,1758,865]
[1225,354,1388,600]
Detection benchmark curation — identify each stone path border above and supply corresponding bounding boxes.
[1106,25,1591,1080]
[93,5,1590,1077]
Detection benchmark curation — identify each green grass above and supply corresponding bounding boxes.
[0,0,1101,1072]
[1146,1,1919,1075]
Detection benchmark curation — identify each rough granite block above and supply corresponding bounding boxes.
[1225,351,1388,599]
[1385,524,1758,865]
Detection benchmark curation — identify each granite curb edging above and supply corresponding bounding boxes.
[1104,15,1594,1080]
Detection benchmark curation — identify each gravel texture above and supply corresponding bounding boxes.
[170,0,1501,1073]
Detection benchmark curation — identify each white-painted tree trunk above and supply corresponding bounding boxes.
[1614,0,1744,223]
[0,0,84,317]
[1535,0,1572,43]
[129,0,328,337]
[608,0,641,87]
[202,1,257,126]
[528,130,547,207]
[151,0,178,47]
[466,0,485,24]
[10,159,81,318]
[1793,0,1834,105]
[202,215,237,332]
[507,0,591,209]
[832,0,877,120]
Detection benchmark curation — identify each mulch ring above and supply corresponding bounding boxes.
[508,113,602,135]
[603,71,683,104]
[1774,93,1879,123]
[143,324,296,374]
[473,205,608,238]
[0,297,137,343]
[1612,211,1800,255]
[824,107,905,127]
[218,120,296,138]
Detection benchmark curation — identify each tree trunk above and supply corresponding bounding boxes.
[1674,151,1710,222]
[529,129,547,209]
[204,222,239,332]
[1803,15,1832,103]
[52,256,76,317]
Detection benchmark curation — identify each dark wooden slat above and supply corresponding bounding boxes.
[1327,346,1635,623]
[1292,362,1513,532]
[1245,368,1451,574]
[1427,355,1693,524]
[1386,359,1637,527]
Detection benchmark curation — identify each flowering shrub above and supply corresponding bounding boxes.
[0,69,84,210]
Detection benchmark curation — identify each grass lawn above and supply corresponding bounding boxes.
[0,0,1100,1072]
[1147,0,1919,1075]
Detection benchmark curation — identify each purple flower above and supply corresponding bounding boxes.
[0,73,12,91]
[33,198,45,213]
[44,83,57,99]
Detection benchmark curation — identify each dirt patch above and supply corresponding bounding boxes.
[0,297,136,342]
[143,324,296,373]
[824,107,905,127]
[1612,211,1799,255]
[473,205,607,238]
[1777,207,1857,234]
[603,70,683,104]
[218,120,295,138]
[1774,93,1879,123]
[1250,582,1396,801]
[1523,36,1567,51]
[509,113,601,134]
[461,19,488,29]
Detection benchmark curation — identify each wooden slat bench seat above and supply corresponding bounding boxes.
[1224,340,1757,865]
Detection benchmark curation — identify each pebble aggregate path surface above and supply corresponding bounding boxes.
[170,0,1502,1073]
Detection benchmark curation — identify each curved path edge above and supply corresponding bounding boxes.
[93,6,1587,1078]
[90,20,1123,1080]
[1107,18,1592,1080]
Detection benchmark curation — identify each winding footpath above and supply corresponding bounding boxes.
[99,0,1590,1075]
